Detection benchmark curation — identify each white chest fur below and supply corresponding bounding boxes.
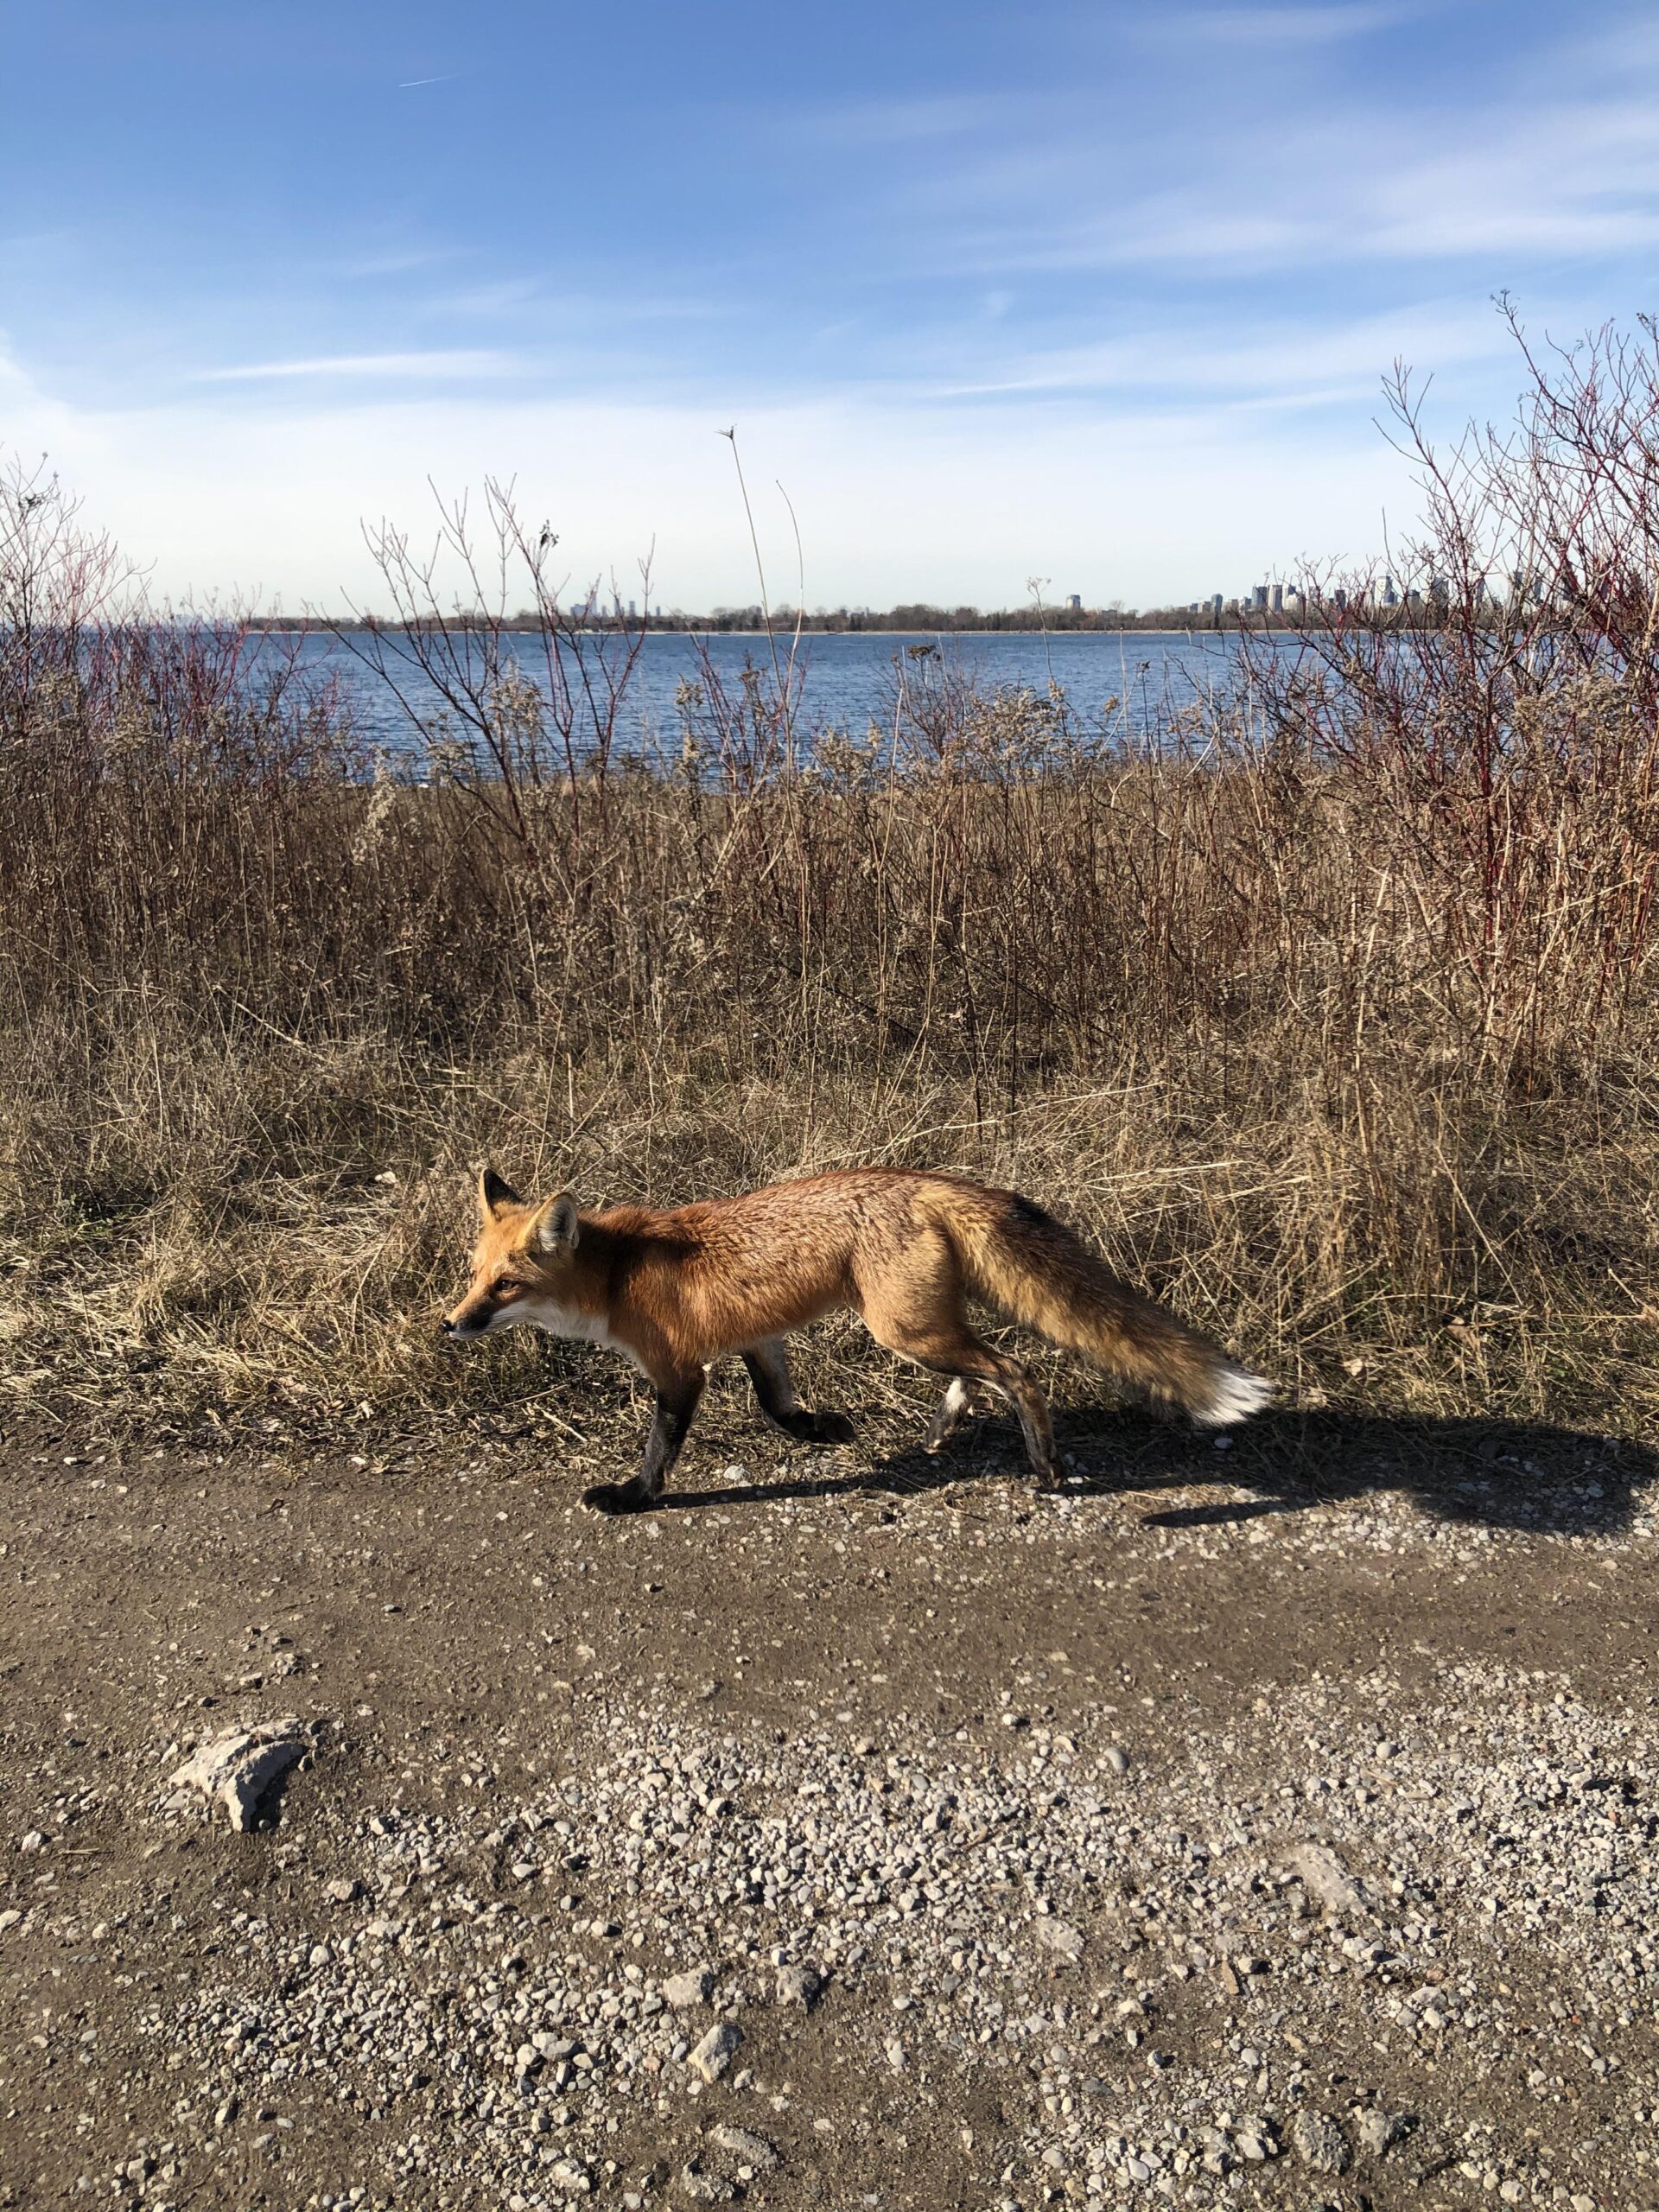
[518,1296,641,1369]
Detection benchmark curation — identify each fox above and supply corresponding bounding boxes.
[442,1165,1271,1515]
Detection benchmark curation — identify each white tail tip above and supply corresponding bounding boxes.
[1197,1363,1274,1427]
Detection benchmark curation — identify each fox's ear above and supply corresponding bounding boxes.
[479,1167,524,1220]
[529,1192,581,1255]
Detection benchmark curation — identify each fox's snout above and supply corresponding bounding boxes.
[441,1305,491,1339]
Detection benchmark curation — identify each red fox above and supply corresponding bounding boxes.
[442,1167,1270,1513]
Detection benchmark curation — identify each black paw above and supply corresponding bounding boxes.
[808,1410,857,1446]
[582,1480,652,1516]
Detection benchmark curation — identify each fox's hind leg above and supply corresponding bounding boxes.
[938,1341,1055,1481]
[860,1262,1057,1483]
[925,1377,1007,1452]
[894,1328,1055,1480]
[743,1338,856,1446]
[925,1376,980,1452]
[582,1369,706,1515]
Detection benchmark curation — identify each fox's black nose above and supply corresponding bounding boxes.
[440,1317,456,1336]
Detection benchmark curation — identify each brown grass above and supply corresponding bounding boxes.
[2,323,1657,1449]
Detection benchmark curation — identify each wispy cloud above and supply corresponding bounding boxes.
[904,56,1659,276]
[397,75,455,90]
[1171,3,1416,43]
[791,94,995,148]
[924,302,1512,404]
[333,248,456,279]
[191,350,518,384]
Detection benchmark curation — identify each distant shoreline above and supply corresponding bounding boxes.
[245,620,1467,642]
[241,605,1529,639]
[251,625,1233,639]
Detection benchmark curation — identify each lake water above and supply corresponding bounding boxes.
[260,628,1244,757]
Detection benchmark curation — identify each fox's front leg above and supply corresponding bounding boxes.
[742,1338,855,1446]
[583,1370,706,1515]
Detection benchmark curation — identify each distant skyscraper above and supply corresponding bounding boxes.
[1210,594,1224,614]
[1065,593,1082,611]
[1251,583,1268,610]
[1382,575,1398,607]
[1270,583,1284,613]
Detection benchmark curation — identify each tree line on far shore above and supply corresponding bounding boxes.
[251,596,1530,636]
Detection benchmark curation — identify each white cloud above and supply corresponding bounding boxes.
[192,350,519,383]
[923,300,1511,401]
[789,94,997,148]
[1166,3,1417,43]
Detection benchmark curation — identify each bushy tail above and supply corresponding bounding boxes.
[945,1186,1272,1426]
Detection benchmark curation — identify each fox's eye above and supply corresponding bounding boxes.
[493,1275,515,1298]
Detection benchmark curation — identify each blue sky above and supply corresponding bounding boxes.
[3,0,1657,609]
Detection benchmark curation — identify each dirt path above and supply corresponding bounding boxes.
[3,1394,1658,2210]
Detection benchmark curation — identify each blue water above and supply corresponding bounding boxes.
[258,627,1242,757]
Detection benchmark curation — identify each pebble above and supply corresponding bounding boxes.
[1276,1840,1370,1919]
[663,1967,715,2008]
[1287,2110,1351,2175]
[774,1961,823,2008]
[1033,1916,1084,1961]
[688,2022,742,2083]
[677,2164,734,2203]
[1355,2108,1405,2158]
[708,2124,778,2171]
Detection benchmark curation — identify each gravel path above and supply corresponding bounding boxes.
[3,1397,1657,2209]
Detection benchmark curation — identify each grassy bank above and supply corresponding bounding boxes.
[2,667,1653,1445]
[3,331,1658,1449]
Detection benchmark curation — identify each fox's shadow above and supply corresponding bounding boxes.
[664,1403,1656,1541]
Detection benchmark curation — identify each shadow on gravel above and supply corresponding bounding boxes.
[665,1405,1659,1539]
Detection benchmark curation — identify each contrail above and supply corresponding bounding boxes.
[397,74,454,88]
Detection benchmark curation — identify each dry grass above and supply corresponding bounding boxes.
[3,327,1658,1448]
[2,722,1654,1446]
